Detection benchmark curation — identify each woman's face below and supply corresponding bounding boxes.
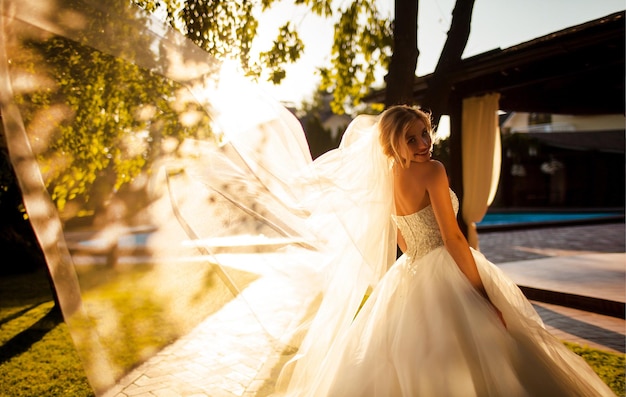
[401,120,432,164]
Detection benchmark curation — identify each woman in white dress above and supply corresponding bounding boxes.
[275,105,614,397]
[1,1,615,395]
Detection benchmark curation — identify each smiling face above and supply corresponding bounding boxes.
[378,105,434,168]
[401,120,432,164]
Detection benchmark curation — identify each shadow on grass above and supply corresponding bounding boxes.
[70,260,260,385]
[0,301,51,328]
[0,305,62,364]
[0,261,259,395]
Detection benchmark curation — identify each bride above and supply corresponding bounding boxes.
[0,1,615,395]
[272,105,614,397]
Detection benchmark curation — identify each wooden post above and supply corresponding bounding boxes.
[447,94,469,238]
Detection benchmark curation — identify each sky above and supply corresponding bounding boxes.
[252,0,625,106]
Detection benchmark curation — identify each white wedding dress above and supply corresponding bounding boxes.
[0,2,616,395]
[277,188,615,396]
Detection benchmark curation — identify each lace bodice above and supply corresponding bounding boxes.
[394,189,459,260]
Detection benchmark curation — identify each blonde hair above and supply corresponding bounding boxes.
[378,105,433,168]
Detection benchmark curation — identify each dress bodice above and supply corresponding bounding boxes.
[394,189,459,260]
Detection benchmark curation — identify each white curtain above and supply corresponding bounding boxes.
[461,93,502,249]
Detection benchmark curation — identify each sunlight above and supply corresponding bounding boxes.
[435,114,450,139]
[208,59,279,139]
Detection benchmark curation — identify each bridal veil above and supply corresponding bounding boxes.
[0,0,396,393]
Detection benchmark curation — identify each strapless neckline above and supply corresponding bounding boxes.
[396,204,432,219]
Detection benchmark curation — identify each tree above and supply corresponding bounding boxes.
[421,0,475,124]
[382,0,419,108]
[321,0,475,119]
[1,0,214,278]
[134,0,475,119]
[299,90,339,159]
[2,0,477,261]
[133,0,307,84]
[133,0,394,114]
[15,36,211,217]
[319,1,393,114]
[0,129,46,276]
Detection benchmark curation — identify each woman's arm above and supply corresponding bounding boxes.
[424,161,487,296]
[418,161,505,326]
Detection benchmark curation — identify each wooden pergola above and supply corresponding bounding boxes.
[367,11,625,232]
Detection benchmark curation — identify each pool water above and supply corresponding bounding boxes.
[477,212,623,226]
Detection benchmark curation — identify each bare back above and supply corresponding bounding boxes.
[393,161,433,216]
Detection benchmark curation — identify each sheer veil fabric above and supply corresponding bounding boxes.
[272,115,398,395]
[0,0,396,393]
[1,2,615,397]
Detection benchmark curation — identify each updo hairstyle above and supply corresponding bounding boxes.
[378,105,433,168]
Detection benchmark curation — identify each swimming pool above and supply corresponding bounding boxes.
[476,211,624,230]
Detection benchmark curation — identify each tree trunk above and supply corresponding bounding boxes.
[423,0,475,239]
[423,0,475,124]
[384,0,419,108]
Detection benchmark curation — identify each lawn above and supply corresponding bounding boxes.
[1,268,624,396]
[1,261,258,397]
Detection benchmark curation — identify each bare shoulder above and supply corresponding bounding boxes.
[419,160,448,187]
[428,159,447,174]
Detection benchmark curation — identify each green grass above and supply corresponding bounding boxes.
[1,262,258,396]
[565,341,625,395]
[0,305,94,396]
[68,260,258,387]
[0,270,94,396]
[1,269,625,396]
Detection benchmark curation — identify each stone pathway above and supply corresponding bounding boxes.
[102,251,319,397]
[102,222,626,397]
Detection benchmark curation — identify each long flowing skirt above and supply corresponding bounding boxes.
[295,247,614,397]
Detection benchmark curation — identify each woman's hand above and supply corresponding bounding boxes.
[478,286,507,329]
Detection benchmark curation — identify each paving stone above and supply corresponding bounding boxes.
[103,223,625,396]
[152,390,183,397]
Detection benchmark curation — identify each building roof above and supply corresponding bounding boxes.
[366,11,625,115]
